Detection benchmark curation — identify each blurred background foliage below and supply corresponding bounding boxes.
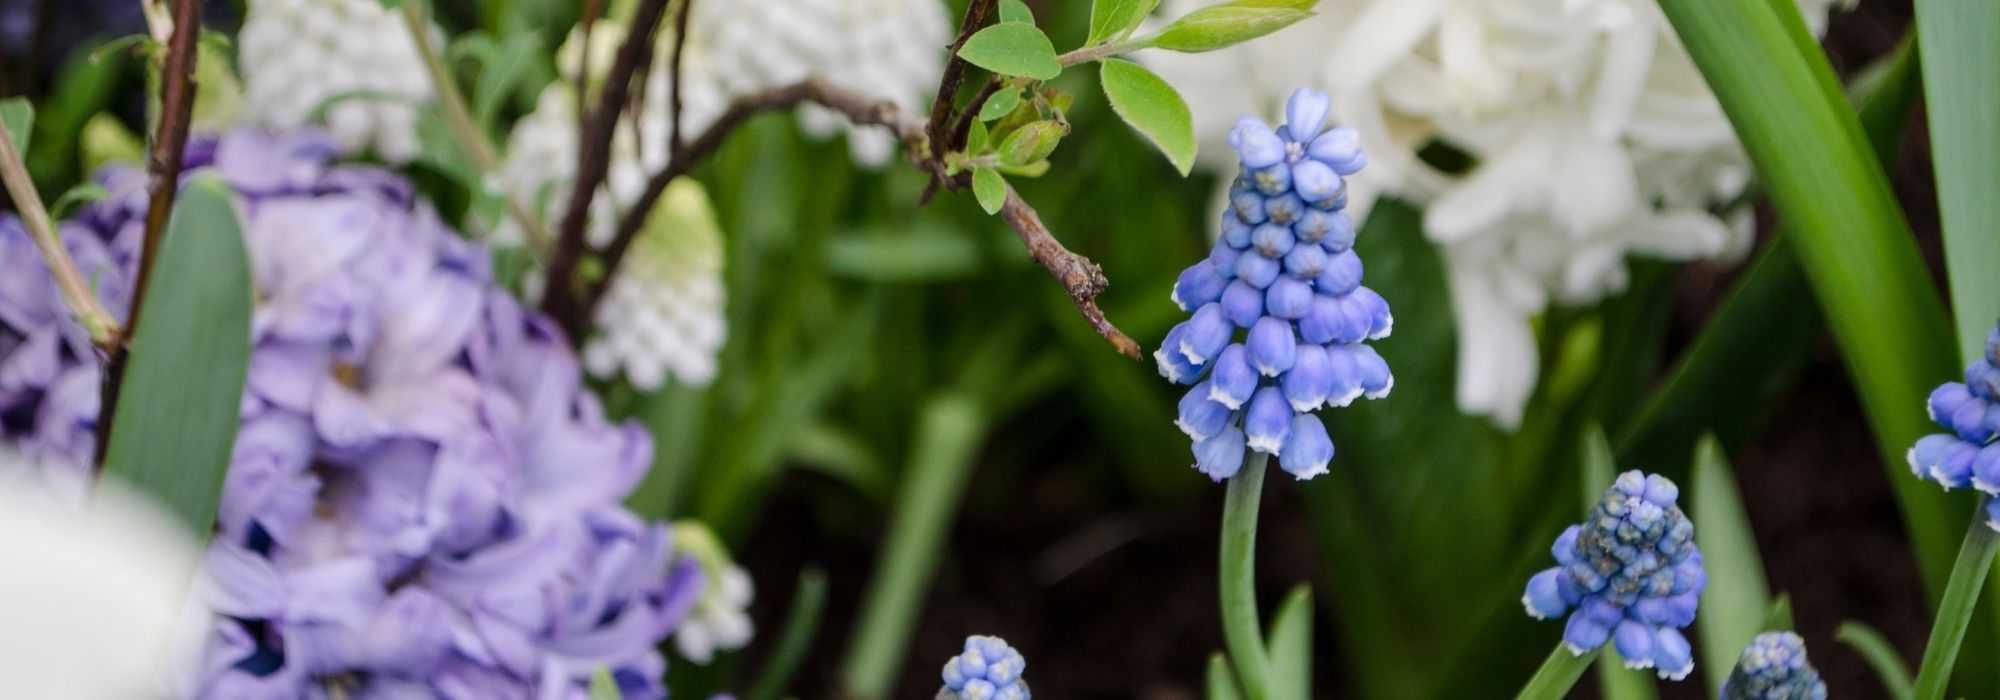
[0,0,1966,697]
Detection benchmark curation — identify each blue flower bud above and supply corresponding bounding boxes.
[1230,116,1286,169]
[1291,160,1341,205]
[1154,322,1201,384]
[1651,628,1694,681]
[1176,381,1233,441]
[1973,444,2000,494]
[1221,280,1265,328]
[1321,211,1357,251]
[1285,88,1330,145]
[1221,211,1253,249]
[1282,240,1328,279]
[1243,387,1292,454]
[1297,294,1343,345]
[1234,249,1282,289]
[1967,360,2000,400]
[1265,277,1313,320]
[1613,620,1654,666]
[1208,344,1257,410]
[1277,412,1333,479]
[1346,344,1393,399]
[1209,239,1244,275]
[1294,208,1333,244]
[940,636,1030,700]
[1282,345,1332,411]
[1252,164,1292,197]
[1172,261,1229,312]
[1350,287,1394,339]
[1194,425,1247,481]
[1231,189,1268,225]
[1528,471,1703,680]
[1264,193,1305,226]
[1523,568,1568,619]
[1251,223,1295,259]
[1308,127,1366,175]
[1720,632,1826,700]
[1247,317,1297,376]
[1180,303,1232,365]
[1314,249,1363,296]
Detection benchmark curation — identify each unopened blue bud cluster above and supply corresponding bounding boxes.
[939,635,1029,700]
[1720,632,1827,700]
[1523,471,1705,680]
[1908,324,2000,529]
[1156,88,1392,482]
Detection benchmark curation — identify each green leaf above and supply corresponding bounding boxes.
[1596,650,1659,700]
[472,32,545,131]
[378,0,406,8]
[956,23,1061,80]
[589,666,623,700]
[1266,586,1313,700]
[1206,652,1244,700]
[826,225,984,282]
[48,182,109,220]
[1098,59,1196,174]
[1839,621,1917,700]
[746,569,829,700]
[1914,0,2000,366]
[971,168,1006,215]
[1579,424,1616,512]
[1762,592,1795,631]
[996,160,1051,177]
[999,0,1034,24]
[967,119,991,152]
[1516,645,1599,700]
[0,98,34,153]
[100,176,252,537]
[1691,435,1772,693]
[1088,0,1160,45]
[996,119,1065,167]
[979,87,1023,122]
[1146,2,1313,53]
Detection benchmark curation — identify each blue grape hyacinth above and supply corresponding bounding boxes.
[1523,471,1705,680]
[1907,322,2000,530]
[1720,632,1827,700]
[1156,88,1392,482]
[939,635,1028,700]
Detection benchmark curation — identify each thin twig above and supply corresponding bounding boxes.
[667,0,693,155]
[575,0,601,127]
[997,184,1140,358]
[401,0,556,251]
[0,125,118,345]
[542,0,673,328]
[924,0,995,159]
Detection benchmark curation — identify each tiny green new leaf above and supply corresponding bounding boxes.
[957,23,1062,80]
[968,119,991,152]
[1088,0,1160,46]
[1000,0,1035,24]
[972,168,1006,215]
[1147,2,1313,53]
[0,98,34,153]
[589,667,623,700]
[1099,59,1196,174]
[997,119,1065,167]
[980,87,1023,122]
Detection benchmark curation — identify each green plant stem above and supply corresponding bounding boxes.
[1056,40,1140,66]
[400,0,555,252]
[1516,644,1599,700]
[838,395,988,700]
[1221,452,1272,700]
[746,569,828,700]
[1913,501,2000,700]
[0,122,118,344]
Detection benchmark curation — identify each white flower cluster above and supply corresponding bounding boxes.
[582,179,728,389]
[673,560,754,664]
[1146,0,1853,428]
[237,0,435,163]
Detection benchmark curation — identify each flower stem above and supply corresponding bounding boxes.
[0,120,119,346]
[1516,644,1600,700]
[399,0,555,252]
[1220,451,1271,700]
[1913,498,2000,700]
[1056,40,1141,66]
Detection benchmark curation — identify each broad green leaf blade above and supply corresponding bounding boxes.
[1838,621,1917,700]
[957,23,1061,80]
[999,0,1034,24]
[1580,424,1616,512]
[972,168,1006,215]
[101,176,252,537]
[826,225,984,282]
[979,87,1023,122]
[1099,59,1196,174]
[589,666,623,700]
[0,97,34,153]
[746,569,829,700]
[1088,0,1160,45]
[1691,435,1772,694]
[1658,0,1963,601]
[1146,3,1312,53]
[1914,0,2000,365]
[1206,652,1244,700]
[1266,586,1312,700]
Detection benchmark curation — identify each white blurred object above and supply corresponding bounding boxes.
[581,179,728,389]
[237,0,435,162]
[1145,0,1854,429]
[673,561,754,664]
[0,449,206,700]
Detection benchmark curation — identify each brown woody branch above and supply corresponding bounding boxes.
[924,0,995,157]
[997,185,1139,358]
[667,0,694,155]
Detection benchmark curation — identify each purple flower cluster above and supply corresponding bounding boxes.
[1908,324,2000,529]
[0,130,702,699]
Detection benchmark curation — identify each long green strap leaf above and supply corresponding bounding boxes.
[1915,0,2000,362]
[101,175,251,538]
[1838,620,1918,700]
[1265,586,1312,700]
[746,569,829,700]
[1656,0,1962,599]
[1690,436,1772,696]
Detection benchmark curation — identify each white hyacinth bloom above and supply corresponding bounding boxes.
[668,523,754,664]
[1146,0,1852,428]
[237,0,435,162]
[582,179,728,389]
[0,450,205,700]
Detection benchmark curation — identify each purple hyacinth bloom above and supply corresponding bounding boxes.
[1149,88,1393,482]
[1910,320,2000,529]
[0,129,710,699]
[1523,471,1704,681]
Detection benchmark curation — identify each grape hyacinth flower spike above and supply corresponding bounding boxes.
[938,635,1029,700]
[1907,320,2000,528]
[1522,471,1705,680]
[1157,87,1392,482]
[1720,632,1827,700]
